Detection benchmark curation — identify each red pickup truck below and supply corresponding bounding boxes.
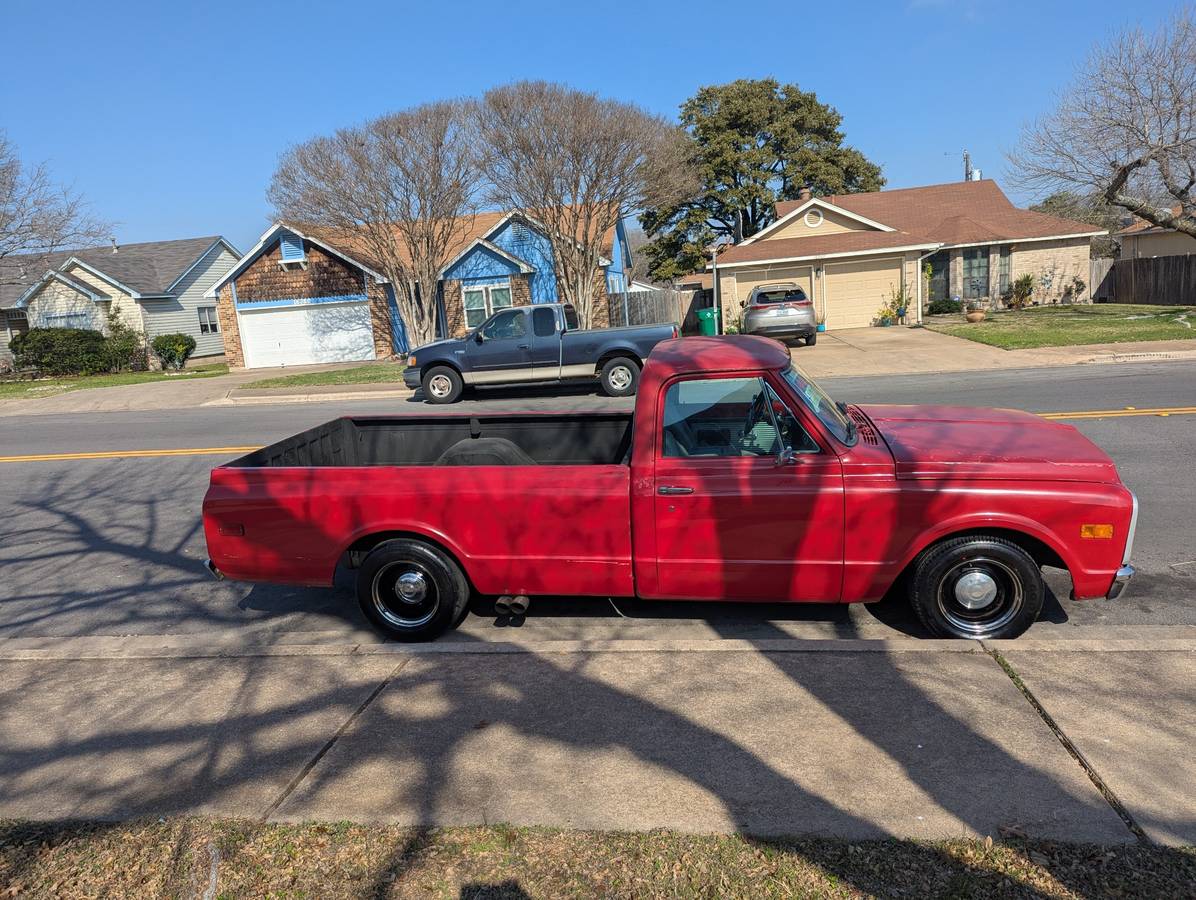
[203,336,1137,642]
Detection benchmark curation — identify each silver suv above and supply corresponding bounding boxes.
[742,283,817,346]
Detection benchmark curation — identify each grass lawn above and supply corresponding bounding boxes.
[925,303,1195,350]
[0,364,228,401]
[2,819,1193,899]
[248,360,408,389]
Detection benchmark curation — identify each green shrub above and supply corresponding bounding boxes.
[104,308,148,372]
[10,328,111,375]
[151,332,197,370]
[927,298,962,315]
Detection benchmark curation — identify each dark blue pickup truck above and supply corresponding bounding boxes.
[402,303,678,403]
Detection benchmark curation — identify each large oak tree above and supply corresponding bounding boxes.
[639,79,884,281]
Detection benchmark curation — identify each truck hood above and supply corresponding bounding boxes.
[411,337,465,356]
[857,404,1121,484]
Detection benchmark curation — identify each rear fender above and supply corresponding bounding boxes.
[334,520,475,582]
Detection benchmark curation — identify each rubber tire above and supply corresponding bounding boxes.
[600,356,640,398]
[422,366,463,404]
[356,539,470,642]
[805,332,817,346]
[909,535,1043,640]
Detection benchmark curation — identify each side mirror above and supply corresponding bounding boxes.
[474,331,484,344]
[775,447,798,467]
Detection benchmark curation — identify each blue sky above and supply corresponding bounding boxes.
[1,0,1179,252]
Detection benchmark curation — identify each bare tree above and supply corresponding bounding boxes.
[268,100,481,348]
[1011,9,1196,237]
[476,81,695,327]
[0,132,110,285]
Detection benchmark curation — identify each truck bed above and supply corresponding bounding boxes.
[230,412,634,468]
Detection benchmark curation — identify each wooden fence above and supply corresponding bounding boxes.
[1090,254,1196,304]
[607,288,709,334]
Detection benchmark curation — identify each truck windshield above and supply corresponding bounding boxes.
[780,364,856,446]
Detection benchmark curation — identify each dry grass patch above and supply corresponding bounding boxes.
[2,819,1194,898]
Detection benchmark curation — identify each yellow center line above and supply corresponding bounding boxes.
[1040,406,1196,420]
[0,446,262,463]
[0,406,1193,463]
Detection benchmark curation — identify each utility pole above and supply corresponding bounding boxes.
[962,150,973,182]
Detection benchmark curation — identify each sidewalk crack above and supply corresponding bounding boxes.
[982,643,1149,843]
[259,656,411,821]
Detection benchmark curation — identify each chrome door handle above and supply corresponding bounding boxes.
[517,343,530,349]
[658,485,694,495]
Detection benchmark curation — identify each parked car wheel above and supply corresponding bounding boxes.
[909,535,1043,639]
[356,539,471,641]
[600,357,640,397]
[805,333,817,346]
[422,366,463,404]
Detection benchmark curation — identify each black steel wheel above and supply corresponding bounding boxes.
[356,539,470,641]
[910,535,1043,639]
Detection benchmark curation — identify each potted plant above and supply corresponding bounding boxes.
[888,283,911,324]
[965,303,986,323]
[816,310,827,333]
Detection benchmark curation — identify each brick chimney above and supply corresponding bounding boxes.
[798,185,812,202]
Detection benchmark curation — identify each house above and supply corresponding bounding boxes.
[208,212,634,369]
[1116,208,1196,258]
[0,236,240,367]
[711,180,1103,330]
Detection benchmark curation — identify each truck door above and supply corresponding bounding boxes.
[650,375,845,601]
[466,308,533,384]
[528,306,562,380]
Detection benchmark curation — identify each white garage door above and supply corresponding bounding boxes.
[824,257,903,330]
[239,301,377,369]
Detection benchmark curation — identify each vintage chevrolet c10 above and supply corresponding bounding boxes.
[203,336,1137,642]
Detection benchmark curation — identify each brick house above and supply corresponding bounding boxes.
[208,213,632,369]
[712,180,1103,330]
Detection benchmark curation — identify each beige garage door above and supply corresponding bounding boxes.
[824,257,903,330]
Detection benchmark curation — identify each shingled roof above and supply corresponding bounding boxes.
[774,180,1103,245]
[0,236,227,310]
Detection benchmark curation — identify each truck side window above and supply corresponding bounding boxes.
[662,377,782,458]
[532,307,556,337]
[482,309,527,340]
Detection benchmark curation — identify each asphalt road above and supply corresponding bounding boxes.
[1,361,1193,643]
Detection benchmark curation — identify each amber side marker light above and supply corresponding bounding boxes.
[1081,524,1115,539]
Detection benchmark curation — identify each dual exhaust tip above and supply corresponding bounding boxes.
[495,594,529,616]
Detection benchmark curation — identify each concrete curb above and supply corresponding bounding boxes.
[3,632,1195,661]
[206,386,415,406]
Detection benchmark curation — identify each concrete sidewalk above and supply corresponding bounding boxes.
[1,635,1191,844]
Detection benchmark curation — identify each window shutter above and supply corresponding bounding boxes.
[280,231,306,262]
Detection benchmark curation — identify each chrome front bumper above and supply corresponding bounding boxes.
[1107,564,1135,600]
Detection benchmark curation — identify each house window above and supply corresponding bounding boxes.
[998,246,1012,295]
[925,250,951,302]
[462,283,513,329]
[962,247,990,299]
[279,231,306,269]
[5,310,29,337]
[198,306,220,334]
[42,313,90,329]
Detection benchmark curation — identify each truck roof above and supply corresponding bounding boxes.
[648,335,791,376]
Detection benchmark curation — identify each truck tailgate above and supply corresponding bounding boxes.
[203,464,633,597]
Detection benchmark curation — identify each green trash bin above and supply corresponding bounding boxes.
[697,306,718,336]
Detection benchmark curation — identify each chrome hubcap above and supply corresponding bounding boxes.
[937,556,1024,636]
[372,562,439,629]
[954,571,998,609]
[609,366,633,390]
[427,374,452,398]
[394,571,428,605]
